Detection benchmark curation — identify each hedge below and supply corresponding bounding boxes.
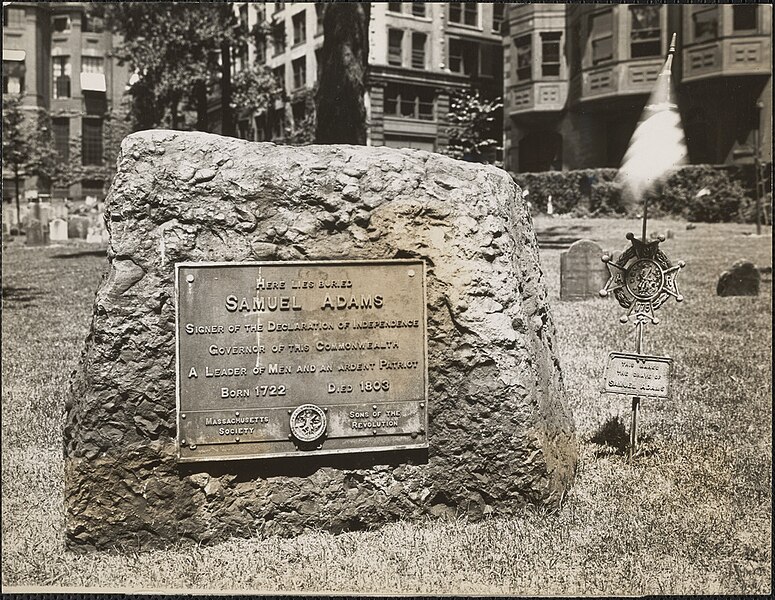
[510,165,767,223]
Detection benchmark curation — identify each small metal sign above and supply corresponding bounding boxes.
[603,352,673,399]
[175,260,428,463]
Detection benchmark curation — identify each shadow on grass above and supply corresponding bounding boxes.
[51,248,107,259]
[589,415,659,458]
[2,285,43,305]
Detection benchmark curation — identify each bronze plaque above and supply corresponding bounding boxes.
[603,352,673,398]
[175,260,428,462]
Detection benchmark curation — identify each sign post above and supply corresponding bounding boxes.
[602,33,687,459]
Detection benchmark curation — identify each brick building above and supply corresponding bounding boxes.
[503,3,772,172]
[222,2,504,155]
[2,2,130,218]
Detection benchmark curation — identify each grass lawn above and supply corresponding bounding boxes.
[1,217,771,595]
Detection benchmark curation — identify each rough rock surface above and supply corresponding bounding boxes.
[64,131,577,549]
[716,260,760,296]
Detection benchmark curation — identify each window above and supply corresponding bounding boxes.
[412,3,425,17]
[692,6,718,42]
[52,15,71,33]
[589,9,613,65]
[52,56,71,98]
[411,32,426,69]
[82,14,104,33]
[449,38,478,75]
[255,36,267,64]
[492,3,505,33]
[53,118,70,162]
[388,3,402,13]
[449,3,477,27]
[274,2,285,13]
[315,3,324,34]
[292,12,306,46]
[81,56,104,74]
[384,84,434,120]
[541,32,561,77]
[2,60,24,94]
[292,57,306,89]
[388,29,403,66]
[273,65,285,90]
[630,5,660,58]
[272,21,286,55]
[82,119,103,165]
[733,5,757,31]
[515,35,532,81]
[3,7,25,28]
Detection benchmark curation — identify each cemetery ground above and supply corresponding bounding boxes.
[1,217,771,595]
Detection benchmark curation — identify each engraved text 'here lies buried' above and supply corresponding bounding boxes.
[175,260,428,462]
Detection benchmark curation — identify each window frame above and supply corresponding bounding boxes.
[292,56,306,89]
[52,55,72,99]
[629,5,661,59]
[52,15,71,34]
[292,12,306,46]
[515,34,532,81]
[732,4,758,32]
[52,117,70,162]
[589,9,614,66]
[388,28,404,66]
[81,56,105,74]
[411,32,426,69]
[540,31,562,78]
[449,3,478,27]
[692,6,718,43]
[81,118,103,166]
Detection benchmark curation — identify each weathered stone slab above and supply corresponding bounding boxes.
[64,131,577,550]
[50,218,68,241]
[560,239,608,300]
[717,260,760,296]
[68,216,90,239]
[25,218,49,246]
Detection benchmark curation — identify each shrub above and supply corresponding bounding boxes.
[511,165,755,222]
[658,165,752,223]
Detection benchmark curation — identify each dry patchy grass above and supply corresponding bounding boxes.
[1,220,771,595]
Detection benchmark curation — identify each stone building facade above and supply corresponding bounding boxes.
[503,3,773,172]
[221,2,504,155]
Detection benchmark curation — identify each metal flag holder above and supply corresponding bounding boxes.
[599,32,687,460]
[599,202,685,459]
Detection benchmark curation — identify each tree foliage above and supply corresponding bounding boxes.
[2,96,60,207]
[443,90,503,164]
[231,65,282,117]
[316,3,370,144]
[97,2,246,132]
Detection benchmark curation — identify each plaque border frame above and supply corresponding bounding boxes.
[174,259,429,463]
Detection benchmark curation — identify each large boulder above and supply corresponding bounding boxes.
[64,131,577,549]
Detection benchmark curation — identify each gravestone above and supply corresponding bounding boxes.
[68,216,90,239]
[560,239,609,300]
[50,218,68,241]
[717,260,760,296]
[64,130,577,550]
[25,218,49,246]
[85,220,109,244]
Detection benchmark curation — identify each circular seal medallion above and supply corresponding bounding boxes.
[625,259,664,301]
[289,404,327,443]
